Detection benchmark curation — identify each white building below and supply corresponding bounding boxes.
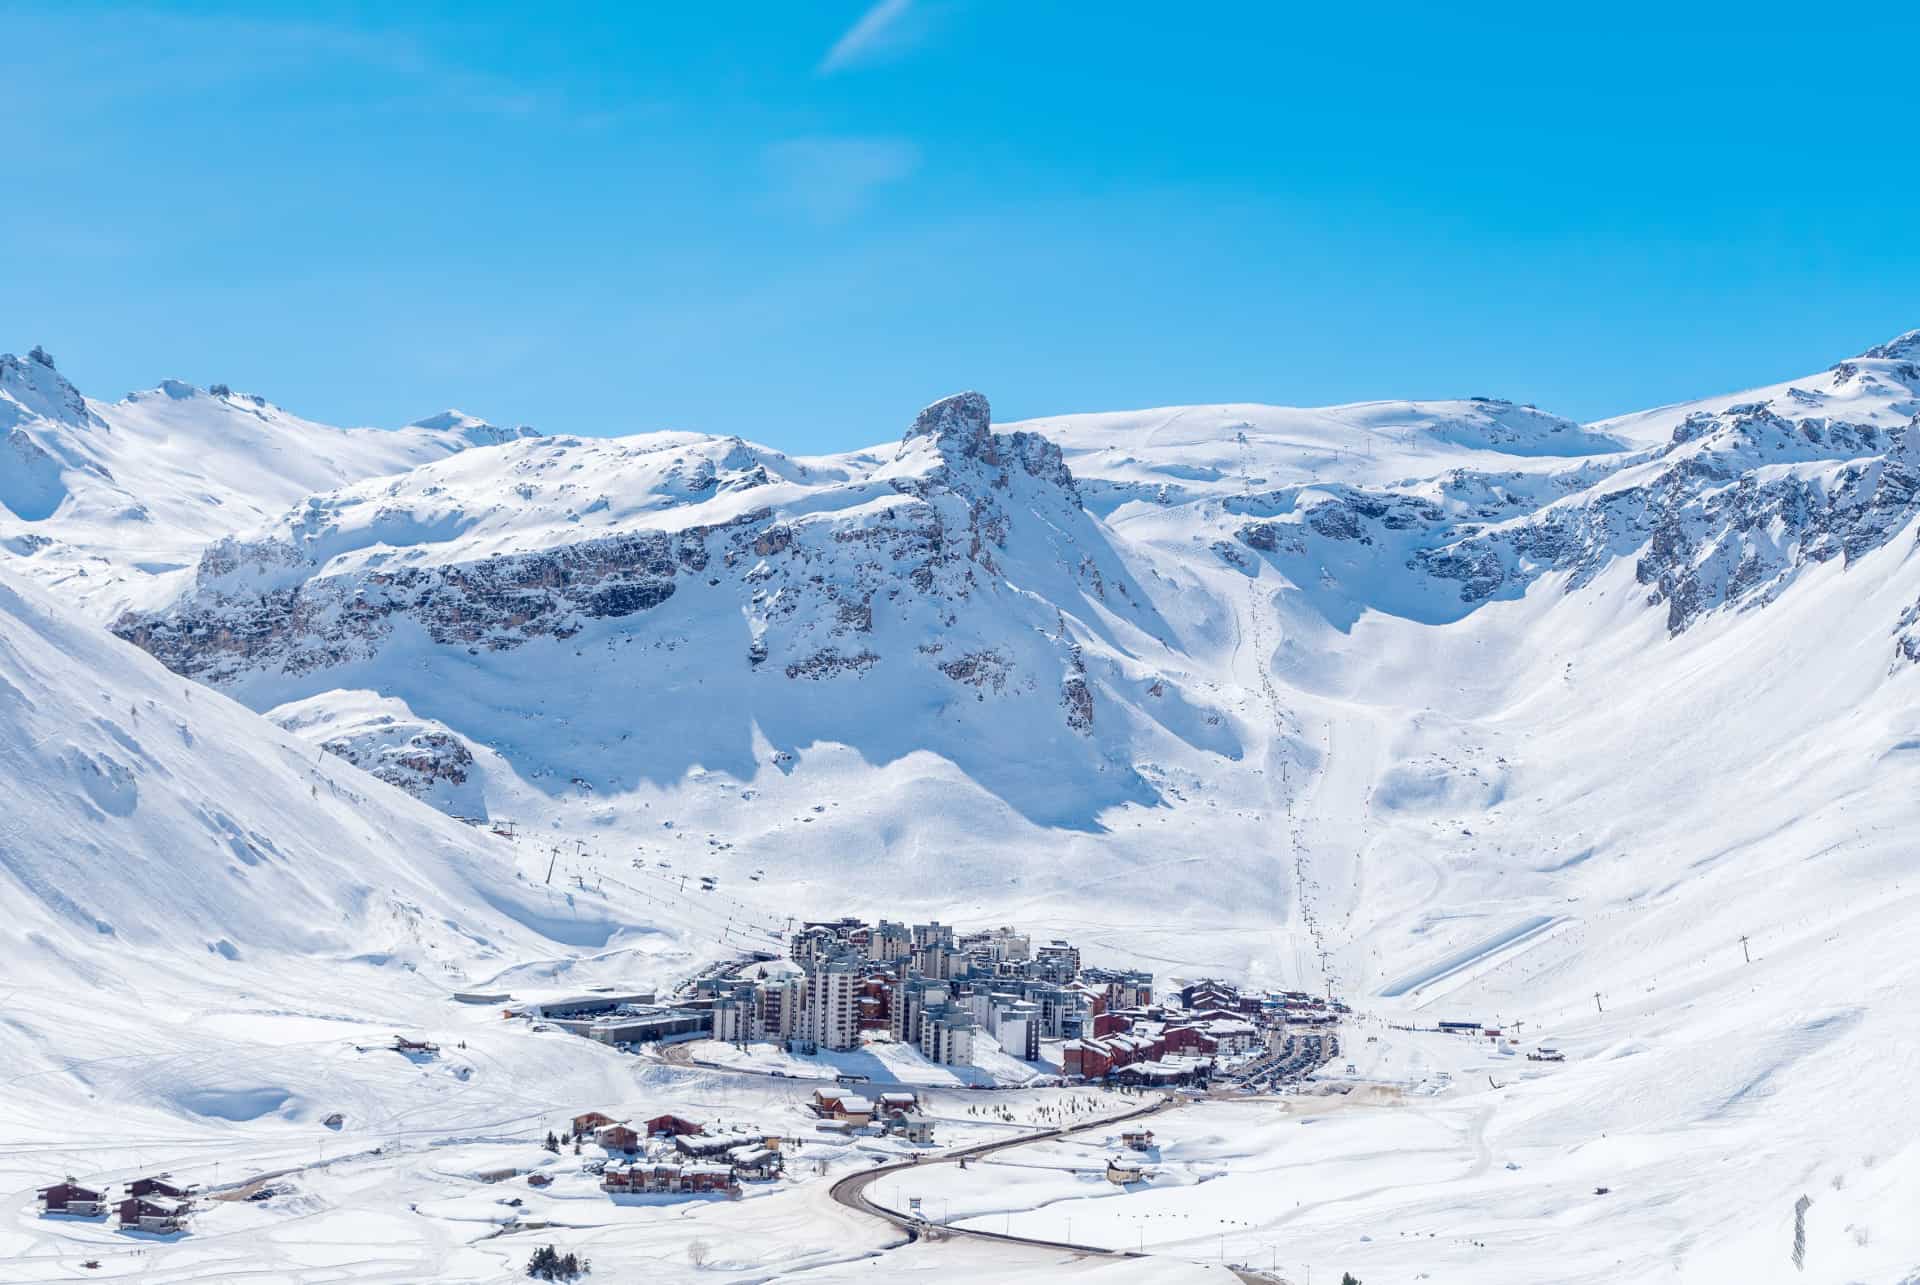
[760,977,805,1041]
[808,958,860,1051]
[919,1005,975,1066]
[712,995,756,1043]
[991,999,1040,1061]
[890,977,950,1045]
[1203,1018,1260,1058]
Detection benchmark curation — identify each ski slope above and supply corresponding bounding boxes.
[3,331,1920,1279]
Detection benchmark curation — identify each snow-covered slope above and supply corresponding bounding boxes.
[9,331,1920,1280]
[113,391,1215,834]
[0,346,536,618]
[0,562,653,981]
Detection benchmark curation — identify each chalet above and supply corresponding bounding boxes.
[595,1124,642,1153]
[811,1090,875,1124]
[1120,1128,1155,1152]
[527,1173,553,1188]
[673,1133,740,1160]
[601,1162,740,1197]
[644,1114,705,1138]
[117,1196,189,1233]
[571,1111,617,1136]
[726,1145,783,1179]
[1105,1157,1147,1185]
[392,1036,440,1055]
[876,1091,919,1114]
[128,1175,192,1200]
[37,1181,106,1216]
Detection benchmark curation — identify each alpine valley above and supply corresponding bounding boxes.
[4,333,1919,1283]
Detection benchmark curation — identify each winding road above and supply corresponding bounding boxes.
[827,1093,1273,1282]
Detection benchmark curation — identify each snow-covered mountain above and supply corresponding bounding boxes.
[6,333,1920,1280]
[0,565,634,972]
[0,346,535,619]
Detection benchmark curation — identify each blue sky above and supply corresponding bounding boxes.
[6,2,1917,450]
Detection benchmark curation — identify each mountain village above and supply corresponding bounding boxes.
[8,328,1920,1281]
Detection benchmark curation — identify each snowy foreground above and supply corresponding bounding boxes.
[6,336,1920,1281]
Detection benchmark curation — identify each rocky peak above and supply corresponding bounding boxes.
[1,345,96,430]
[1861,329,1920,362]
[902,390,993,457]
[896,390,1079,503]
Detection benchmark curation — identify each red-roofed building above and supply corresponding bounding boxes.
[1062,1039,1114,1079]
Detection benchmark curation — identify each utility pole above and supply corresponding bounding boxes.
[544,846,558,885]
[1739,934,1751,964]
[1593,991,1604,1014]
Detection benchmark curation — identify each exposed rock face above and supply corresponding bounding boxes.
[113,392,1122,745]
[1410,402,1920,634]
[115,522,726,682]
[265,692,484,807]
[1197,357,1920,643]
[77,337,1920,833]
[322,727,475,798]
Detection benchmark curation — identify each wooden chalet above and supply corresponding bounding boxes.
[601,1162,740,1197]
[672,1133,739,1160]
[37,1181,106,1216]
[128,1175,193,1200]
[810,1090,875,1124]
[571,1111,617,1136]
[726,1145,782,1179]
[595,1124,642,1153]
[118,1196,189,1233]
[644,1113,705,1137]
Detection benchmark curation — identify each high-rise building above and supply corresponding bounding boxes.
[919,1004,976,1066]
[807,956,861,1051]
[760,976,804,1041]
[992,999,1041,1061]
[1034,940,1081,982]
[712,994,754,1043]
[871,920,912,963]
[890,976,950,1045]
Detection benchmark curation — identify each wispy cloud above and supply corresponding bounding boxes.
[763,137,922,223]
[817,0,921,75]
